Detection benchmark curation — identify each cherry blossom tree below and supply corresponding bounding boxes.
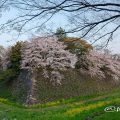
[21,36,77,85]
[80,50,120,81]
[21,36,77,70]
[0,45,6,70]
[1,47,11,70]
[1,36,120,84]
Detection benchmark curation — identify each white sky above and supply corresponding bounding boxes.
[0,8,120,54]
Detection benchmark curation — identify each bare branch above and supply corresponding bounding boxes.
[0,0,120,45]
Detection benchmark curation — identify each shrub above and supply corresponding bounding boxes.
[0,42,22,82]
[0,69,17,82]
[9,42,22,73]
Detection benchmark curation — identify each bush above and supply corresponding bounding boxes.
[0,42,22,82]
[10,42,22,72]
[0,69,17,82]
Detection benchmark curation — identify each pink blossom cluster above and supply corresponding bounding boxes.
[83,50,120,80]
[21,36,77,70]
[42,69,63,85]
[1,47,11,70]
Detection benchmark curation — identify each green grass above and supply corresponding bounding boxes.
[93,112,120,120]
[0,88,120,120]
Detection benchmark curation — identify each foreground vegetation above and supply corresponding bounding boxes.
[0,30,120,119]
[0,88,120,120]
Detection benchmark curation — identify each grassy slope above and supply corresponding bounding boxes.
[0,88,120,120]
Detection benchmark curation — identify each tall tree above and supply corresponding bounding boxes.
[55,27,67,41]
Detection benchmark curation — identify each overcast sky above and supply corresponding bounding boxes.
[0,8,120,54]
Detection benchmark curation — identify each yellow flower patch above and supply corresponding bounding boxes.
[0,98,8,103]
[64,97,120,116]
